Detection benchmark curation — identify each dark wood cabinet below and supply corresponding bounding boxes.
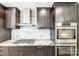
[5,7,20,29]
[0,4,5,19]
[35,46,45,56]
[0,46,8,56]
[0,4,6,29]
[45,46,55,56]
[0,46,55,56]
[54,2,77,23]
[37,7,52,29]
[9,46,35,56]
[0,4,20,29]
[18,46,35,56]
[35,46,55,56]
[0,46,35,56]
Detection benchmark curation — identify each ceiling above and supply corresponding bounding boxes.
[1,2,53,10]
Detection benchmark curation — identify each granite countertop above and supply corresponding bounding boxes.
[0,39,55,46]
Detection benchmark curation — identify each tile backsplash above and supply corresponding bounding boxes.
[12,27,51,40]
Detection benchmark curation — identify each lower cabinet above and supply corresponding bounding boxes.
[0,46,55,56]
[19,46,35,56]
[45,46,55,56]
[7,46,35,56]
[35,46,45,56]
[35,46,55,56]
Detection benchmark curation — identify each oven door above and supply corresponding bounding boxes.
[55,27,77,43]
[57,46,75,56]
[57,29,75,39]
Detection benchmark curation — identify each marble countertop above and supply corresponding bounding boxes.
[0,39,55,46]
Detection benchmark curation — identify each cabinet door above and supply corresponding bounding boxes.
[9,46,20,56]
[0,4,5,29]
[1,46,9,56]
[5,8,20,29]
[8,46,35,56]
[37,8,50,29]
[55,5,64,23]
[0,46,36,56]
[0,4,5,19]
[5,9,15,29]
[64,5,70,22]
[0,46,4,56]
[69,4,77,22]
[19,46,35,56]
[35,46,45,56]
[55,3,77,23]
[55,4,70,23]
[45,46,55,56]
[1,46,21,56]
[64,4,77,22]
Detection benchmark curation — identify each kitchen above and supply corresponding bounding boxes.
[0,2,78,56]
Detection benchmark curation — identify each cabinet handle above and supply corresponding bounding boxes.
[20,52,23,56]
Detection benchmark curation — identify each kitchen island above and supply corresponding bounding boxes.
[0,39,55,56]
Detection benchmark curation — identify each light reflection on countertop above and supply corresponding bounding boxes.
[0,39,55,46]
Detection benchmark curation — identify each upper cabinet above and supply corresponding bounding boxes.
[37,7,50,29]
[0,4,6,29]
[0,4,5,19]
[53,2,77,23]
[5,7,20,29]
[37,7,54,29]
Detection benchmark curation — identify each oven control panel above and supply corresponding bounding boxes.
[56,23,77,27]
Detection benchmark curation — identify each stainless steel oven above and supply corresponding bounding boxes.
[55,43,77,56]
[57,29,75,39]
[57,46,76,56]
[55,23,77,43]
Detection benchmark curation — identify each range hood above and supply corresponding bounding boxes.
[16,23,36,27]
